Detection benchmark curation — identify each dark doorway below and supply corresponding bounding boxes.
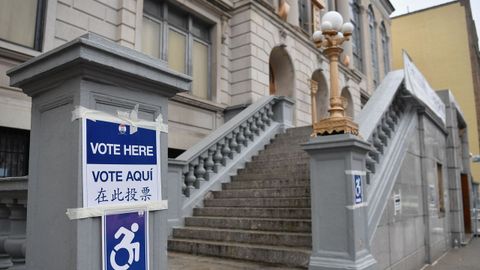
[461,173,472,234]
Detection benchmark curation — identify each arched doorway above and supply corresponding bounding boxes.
[341,87,354,118]
[311,69,329,121]
[269,46,295,97]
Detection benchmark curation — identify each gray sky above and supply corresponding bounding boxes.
[389,0,480,44]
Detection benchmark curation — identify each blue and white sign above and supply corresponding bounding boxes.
[103,210,148,270]
[83,118,161,207]
[353,175,363,205]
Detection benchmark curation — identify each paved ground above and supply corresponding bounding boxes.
[168,252,303,270]
[169,237,480,270]
[425,237,480,270]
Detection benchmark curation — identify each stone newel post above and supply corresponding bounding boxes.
[7,34,190,270]
[303,134,376,270]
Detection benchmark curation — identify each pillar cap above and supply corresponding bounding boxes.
[302,133,372,153]
[7,33,191,98]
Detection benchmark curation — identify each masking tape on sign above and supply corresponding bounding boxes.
[66,200,168,220]
[71,104,168,133]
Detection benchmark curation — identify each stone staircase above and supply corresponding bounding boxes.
[168,126,312,268]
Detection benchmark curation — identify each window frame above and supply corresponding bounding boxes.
[0,0,46,51]
[367,6,379,87]
[380,22,390,75]
[349,0,363,72]
[142,0,212,100]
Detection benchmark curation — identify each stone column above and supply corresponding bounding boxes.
[7,34,190,270]
[0,204,11,269]
[303,134,376,270]
[4,201,26,270]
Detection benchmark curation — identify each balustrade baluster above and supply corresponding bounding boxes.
[4,201,26,270]
[205,149,215,176]
[238,125,247,147]
[231,130,240,153]
[0,204,11,270]
[244,121,253,141]
[266,104,274,125]
[185,164,196,195]
[250,117,259,135]
[221,138,231,164]
[195,157,206,185]
[213,144,223,172]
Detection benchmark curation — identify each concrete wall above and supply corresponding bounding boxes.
[371,110,462,269]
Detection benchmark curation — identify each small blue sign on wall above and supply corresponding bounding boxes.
[103,210,149,270]
[353,175,363,205]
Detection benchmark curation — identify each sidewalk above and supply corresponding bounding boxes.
[425,237,480,270]
[168,252,303,270]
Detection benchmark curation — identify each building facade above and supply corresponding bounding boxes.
[391,0,480,185]
[0,0,394,177]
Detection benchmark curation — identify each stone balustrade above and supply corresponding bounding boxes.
[168,96,295,231]
[0,177,27,270]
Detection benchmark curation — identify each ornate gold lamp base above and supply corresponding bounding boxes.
[312,116,359,136]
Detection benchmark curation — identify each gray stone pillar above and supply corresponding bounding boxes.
[7,34,190,270]
[303,134,376,270]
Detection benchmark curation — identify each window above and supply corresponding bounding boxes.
[368,6,379,87]
[349,0,363,72]
[298,0,311,33]
[0,0,45,50]
[380,22,390,75]
[437,163,446,215]
[328,0,337,10]
[142,0,211,100]
[0,127,29,178]
[360,93,369,108]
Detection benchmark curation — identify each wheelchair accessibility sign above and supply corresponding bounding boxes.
[103,210,148,270]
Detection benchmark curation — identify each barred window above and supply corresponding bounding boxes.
[0,127,29,178]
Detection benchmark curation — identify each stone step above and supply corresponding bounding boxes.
[252,152,309,162]
[193,207,311,219]
[239,164,309,175]
[184,216,311,232]
[172,227,312,247]
[167,239,310,268]
[223,178,310,190]
[259,147,306,155]
[232,173,309,182]
[213,187,310,198]
[244,160,309,170]
[204,197,310,208]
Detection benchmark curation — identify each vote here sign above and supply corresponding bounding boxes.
[82,118,161,208]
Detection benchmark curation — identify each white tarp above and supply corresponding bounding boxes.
[403,51,446,124]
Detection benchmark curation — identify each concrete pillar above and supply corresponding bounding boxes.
[303,134,376,270]
[7,34,190,270]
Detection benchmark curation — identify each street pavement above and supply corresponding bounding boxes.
[425,237,480,270]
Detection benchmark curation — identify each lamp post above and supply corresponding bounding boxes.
[311,11,359,136]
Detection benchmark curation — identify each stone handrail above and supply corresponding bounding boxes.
[168,96,295,230]
[355,70,413,242]
[0,176,28,269]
